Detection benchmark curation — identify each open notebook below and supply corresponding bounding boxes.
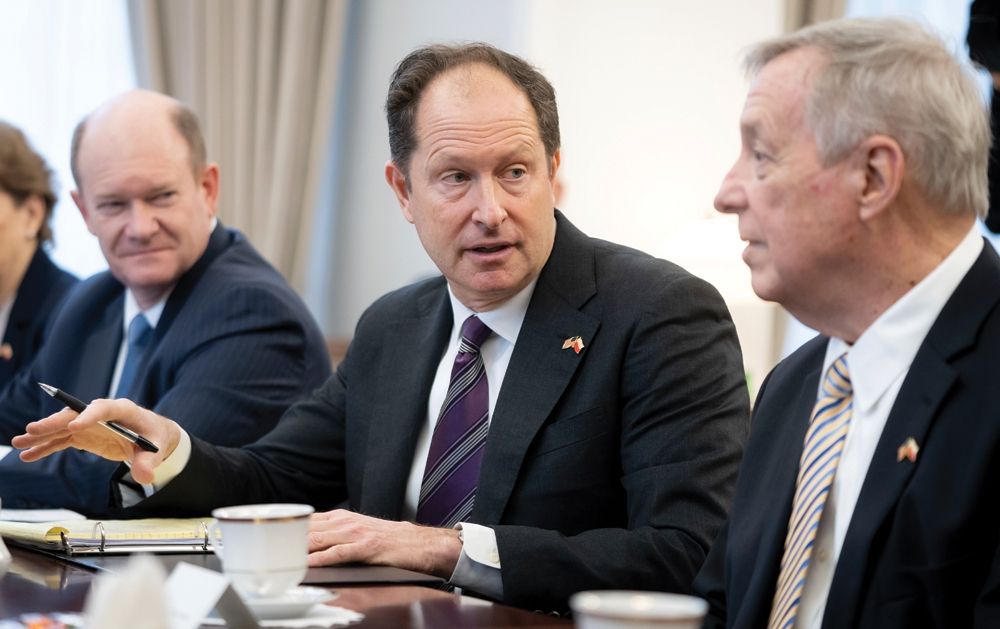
[0,517,212,555]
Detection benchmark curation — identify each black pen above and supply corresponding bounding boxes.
[37,383,160,453]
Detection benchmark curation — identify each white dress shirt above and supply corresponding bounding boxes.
[0,297,12,458]
[0,295,12,344]
[402,279,537,598]
[796,225,983,629]
[114,290,177,503]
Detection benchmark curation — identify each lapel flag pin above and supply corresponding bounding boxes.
[0,343,12,361]
[562,336,585,354]
[896,437,919,463]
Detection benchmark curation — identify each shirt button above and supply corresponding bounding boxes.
[817,548,829,562]
[489,550,500,564]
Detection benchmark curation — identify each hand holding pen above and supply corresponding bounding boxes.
[38,383,159,452]
[11,389,183,485]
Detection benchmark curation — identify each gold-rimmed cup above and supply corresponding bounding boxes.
[210,503,314,598]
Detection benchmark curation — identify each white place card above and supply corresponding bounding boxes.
[165,562,260,629]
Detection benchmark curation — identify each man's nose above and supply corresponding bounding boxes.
[472,179,507,229]
[125,202,160,238]
[714,160,748,215]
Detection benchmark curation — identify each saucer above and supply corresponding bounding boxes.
[244,586,337,620]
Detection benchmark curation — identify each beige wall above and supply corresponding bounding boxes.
[322,0,786,391]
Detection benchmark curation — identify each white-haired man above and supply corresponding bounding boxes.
[695,17,1000,628]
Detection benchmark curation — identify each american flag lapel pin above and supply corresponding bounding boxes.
[0,343,12,361]
[562,336,585,354]
[896,437,919,463]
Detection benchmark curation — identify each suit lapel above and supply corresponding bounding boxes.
[473,212,600,525]
[131,225,233,391]
[73,291,125,404]
[2,250,55,375]
[737,346,824,628]
[359,284,452,519]
[7,250,51,330]
[824,243,1000,627]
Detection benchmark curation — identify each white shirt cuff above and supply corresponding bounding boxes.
[151,429,192,490]
[449,522,503,600]
[118,429,192,506]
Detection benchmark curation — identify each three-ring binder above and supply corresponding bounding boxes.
[0,518,216,556]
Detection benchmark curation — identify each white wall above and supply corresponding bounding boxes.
[320,0,785,385]
[319,0,531,336]
[0,0,134,279]
[522,1,782,255]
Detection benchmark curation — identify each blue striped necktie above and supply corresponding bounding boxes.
[416,315,493,528]
[769,354,853,629]
[115,314,153,398]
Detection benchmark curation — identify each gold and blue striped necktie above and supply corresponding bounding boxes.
[768,353,853,629]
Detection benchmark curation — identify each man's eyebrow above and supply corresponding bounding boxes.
[94,183,175,201]
[93,192,125,203]
[739,118,761,143]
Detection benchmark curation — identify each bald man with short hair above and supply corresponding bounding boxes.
[0,90,330,515]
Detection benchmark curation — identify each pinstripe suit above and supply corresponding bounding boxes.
[0,225,330,515]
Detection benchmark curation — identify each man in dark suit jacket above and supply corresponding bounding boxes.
[0,91,330,515]
[694,18,1000,628]
[14,44,749,611]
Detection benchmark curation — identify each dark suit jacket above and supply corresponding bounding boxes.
[0,225,331,515]
[694,242,1000,628]
[0,248,77,385]
[128,212,750,611]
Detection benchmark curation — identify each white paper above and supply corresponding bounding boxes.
[0,508,86,522]
[84,554,170,629]
[165,562,260,629]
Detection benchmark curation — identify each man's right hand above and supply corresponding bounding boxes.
[11,399,181,484]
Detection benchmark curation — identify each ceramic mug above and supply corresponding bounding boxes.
[570,590,708,629]
[210,503,314,598]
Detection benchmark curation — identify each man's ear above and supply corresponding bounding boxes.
[856,135,904,222]
[71,189,98,236]
[199,163,221,217]
[549,149,561,181]
[548,149,562,207]
[385,161,414,223]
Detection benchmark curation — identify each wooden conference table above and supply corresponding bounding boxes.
[0,546,571,628]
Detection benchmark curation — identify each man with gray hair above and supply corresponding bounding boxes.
[694,17,1000,628]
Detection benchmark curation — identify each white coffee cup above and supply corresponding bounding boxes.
[210,503,314,598]
[570,590,708,629]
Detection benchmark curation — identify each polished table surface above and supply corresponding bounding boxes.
[0,546,571,628]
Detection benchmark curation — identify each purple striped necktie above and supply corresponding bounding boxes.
[416,315,493,527]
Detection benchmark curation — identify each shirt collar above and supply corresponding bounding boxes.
[446,279,538,347]
[123,288,172,334]
[826,224,983,412]
[0,295,12,340]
